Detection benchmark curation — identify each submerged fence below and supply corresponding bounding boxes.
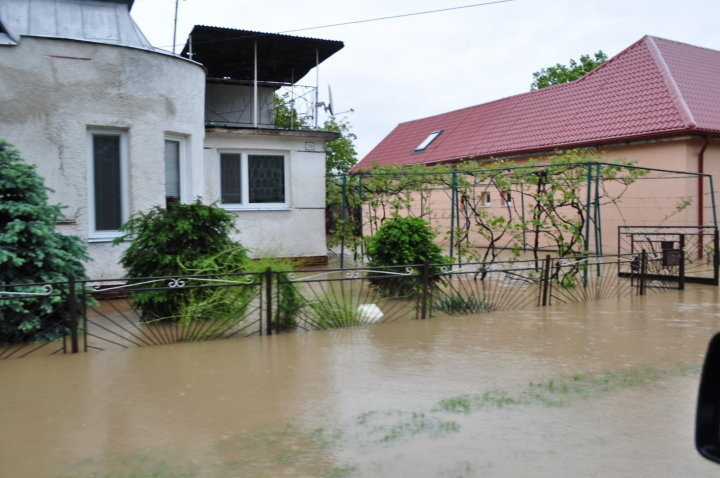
[0,252,685,359]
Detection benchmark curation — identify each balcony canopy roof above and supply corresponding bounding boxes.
[181,25,344,84]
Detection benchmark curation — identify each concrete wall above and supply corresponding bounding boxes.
[204,129,330,259]
[0,37,206,279]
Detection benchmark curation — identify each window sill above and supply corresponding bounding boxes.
[88,234,123,243]
[221,206,292,212]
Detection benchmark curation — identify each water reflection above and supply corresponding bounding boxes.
[1,285,720,476]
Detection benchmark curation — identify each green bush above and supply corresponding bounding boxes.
[114,201,244,322]
[365,216,449,296]
[0,141,90,344]
[175,247,255,327]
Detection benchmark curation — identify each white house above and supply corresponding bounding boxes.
[0,0,343,279]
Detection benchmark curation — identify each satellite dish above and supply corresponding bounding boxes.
[317,85,354,118]
[317,85,335,116]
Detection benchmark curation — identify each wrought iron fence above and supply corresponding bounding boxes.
[0,253,685,359]
[618,226,718,285]
[0,279,74,359]
[81,272,264,352]
[280,265,424,331]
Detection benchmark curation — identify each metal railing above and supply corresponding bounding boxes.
[0,253,684,359]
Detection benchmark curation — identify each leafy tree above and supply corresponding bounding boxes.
[324,117,359,244]
[113,200,247,321]
[0,141,90,344]
[530,51,608,90]
[323,117,357,176]
[273,92,310,129]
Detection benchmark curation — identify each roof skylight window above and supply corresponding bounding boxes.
[414,130,442,152]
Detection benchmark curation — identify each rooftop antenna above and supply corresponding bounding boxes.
[172,0,179,53]
[172,0,186,54]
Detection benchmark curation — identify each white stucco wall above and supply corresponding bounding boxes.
[0,36,206,279]
[203,128,333,259]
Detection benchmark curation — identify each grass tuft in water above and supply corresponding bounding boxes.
[57,453,199,478]
[357,410,461,443]
[214,422,353,476]
[438,460,477,478]
[435,363,700,414]
[434,293,492,314]
[320,464,359,478]
[309,296,364,328]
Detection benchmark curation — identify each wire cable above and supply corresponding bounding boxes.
[155,0,514,51]
[276,0,515,34]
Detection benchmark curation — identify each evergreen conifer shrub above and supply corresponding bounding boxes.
[0,141,90,344]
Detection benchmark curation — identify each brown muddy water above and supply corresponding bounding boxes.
[2,285,720,477]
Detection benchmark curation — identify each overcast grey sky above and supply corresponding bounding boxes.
[131,0,720,160]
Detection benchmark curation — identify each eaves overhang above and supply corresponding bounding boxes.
[421,128,717,166]
[95,0,134,9]
[351,128,719,173]
[181,25,343,83]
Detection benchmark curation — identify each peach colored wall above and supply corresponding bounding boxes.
[360,136,720,259]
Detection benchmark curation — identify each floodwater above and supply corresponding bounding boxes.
[2,286,720,477]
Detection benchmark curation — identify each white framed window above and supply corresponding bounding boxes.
[88,129,128,240]
[219,151,289,209]
[164,136,186,208]
[500,191,512,207]
[481,192,491,207]
[414,130,443,152]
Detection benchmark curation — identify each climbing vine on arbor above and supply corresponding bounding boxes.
[339,150,649,272]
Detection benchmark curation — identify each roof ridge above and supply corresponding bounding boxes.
[643,35,697,129]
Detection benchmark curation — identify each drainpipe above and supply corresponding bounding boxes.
[698,134,711,259]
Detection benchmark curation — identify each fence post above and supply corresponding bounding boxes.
[541,255,551,306]
[340,174,348,269]
[639,250,647,296]
[714,229,719,286]
[420,262,430,320]
[67,276,79,354]
[449,171,458,261]
[679,235,685,291]
[265,267,273,336]
[584,164,592,257]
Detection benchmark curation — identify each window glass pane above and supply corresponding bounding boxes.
[248,155,285,203]
[414,130,442,152]
[220,153,242,203]
[164,139,181,203]
[93,134,122,231]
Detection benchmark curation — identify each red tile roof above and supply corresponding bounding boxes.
[353,36,720,172]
